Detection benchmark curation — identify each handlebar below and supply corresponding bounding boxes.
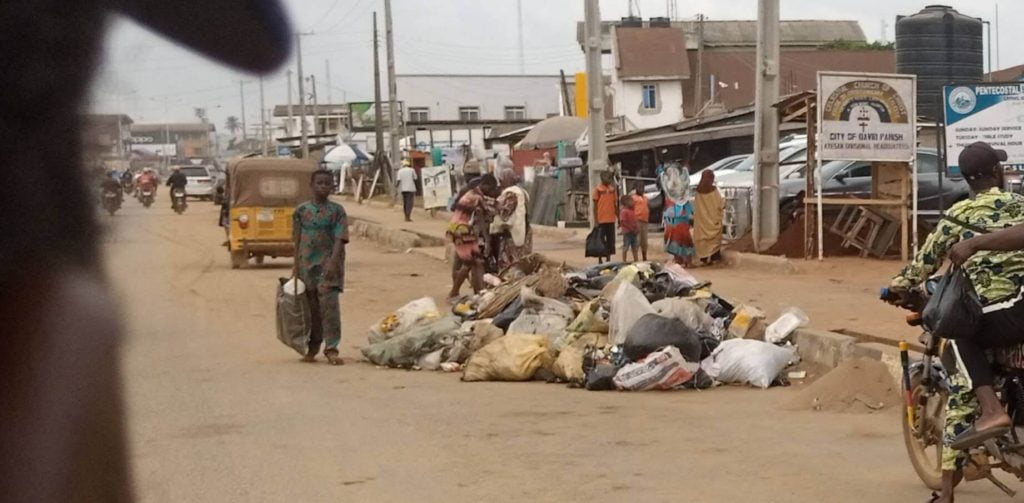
[880,287,926,326]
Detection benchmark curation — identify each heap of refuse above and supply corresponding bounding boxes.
[360,254,808,392]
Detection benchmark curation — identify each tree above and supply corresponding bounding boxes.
[225,116,241,136]
[194,107,208,123]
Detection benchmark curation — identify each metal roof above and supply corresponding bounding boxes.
[614,27,690,80]
[578,19,865,52]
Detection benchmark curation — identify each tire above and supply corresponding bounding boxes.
[254,255,265,265]
[230,250,247,269]
[902,369,947,491]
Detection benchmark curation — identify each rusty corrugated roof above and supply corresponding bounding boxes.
[614,27,690,80]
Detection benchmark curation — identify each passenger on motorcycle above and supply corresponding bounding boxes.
[889,141,1024,503]
[166,167,187,208]
[136,169,157,194]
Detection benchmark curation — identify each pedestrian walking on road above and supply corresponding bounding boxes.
[693,170,725,265]
[293,170,349,365]
[395,160,417,222]
[630,180,650,261]
[447,174,497,299]
[591,171,617,263]
[619,194,639,263]
[490,168,532,271]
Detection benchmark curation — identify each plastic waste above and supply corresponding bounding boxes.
[506,288,574,340]
[728,305,766,339]
[584,363,620,391]
[565,300,609,335]
[765,307,809,344]
[608,282,656,345]
[701,339,798,389]
[613,346,699,391]
[369,297,440,344]
[361,316,461,367]
[622,313,702,362]
[551,345,586,382]
[652,298,714,334]
[416,348,444,370]
[275,278,311,355]
[462,334,553,382]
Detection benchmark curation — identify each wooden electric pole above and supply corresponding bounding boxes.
[584,0,608,228]
[385,0,400,179]
[296,31,313,158]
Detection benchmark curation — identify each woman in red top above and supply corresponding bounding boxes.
[619,194,639,263]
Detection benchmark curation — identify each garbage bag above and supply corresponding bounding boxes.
[701,339,798,389]
[369,297,440,344]
[623,313,701,362]
[492,298,523,332]
[443,320,505,364]
[462,334,553,382]
[765,307,809,344]
[585,227,611,258]
[584,363,620,391]
[276,278,311,356]
[565,300,609,335]
[613,346,699,391]
[652,298,714,334]
[361,316,461,367]
[608,282,656,345]
[416,348,445,370]
[553,331,608,358]
[506,288,574,339]
[551,345,586,382]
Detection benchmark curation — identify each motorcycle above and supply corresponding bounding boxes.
[121,177,133,195]
[138,184,155,208]
[883,284,1024,497]
[172,188,188,214]
[102,188,121,216]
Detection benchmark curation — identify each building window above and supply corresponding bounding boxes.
[504,106,526,121]
[409,107,430,122]
[459,106,480,122]
[642,84,658,110]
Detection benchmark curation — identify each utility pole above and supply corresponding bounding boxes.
[752,0,780,252]
[560,69,573,116]
[259,76,267,156]
[516,0,525,75]
[373,10,392,194]
[310,74,319,137]
[296,31,313,158]
[238,79,248,140]
[286,69,294,136]
[385,0,401,182]
[325,59,333,105]
[693,13,704,117]
[584,0,608,228]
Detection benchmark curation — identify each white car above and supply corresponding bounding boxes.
[178,165,216,199]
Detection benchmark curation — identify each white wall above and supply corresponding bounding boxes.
[397,75,563,122]
[612,79,685,130]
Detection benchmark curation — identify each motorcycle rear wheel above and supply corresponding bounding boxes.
[903,370,947,490]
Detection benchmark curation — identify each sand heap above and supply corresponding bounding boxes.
[784,358,901,414]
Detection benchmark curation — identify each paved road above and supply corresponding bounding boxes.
[103,201,1003,502]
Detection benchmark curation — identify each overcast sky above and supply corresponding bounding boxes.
[88,0,1019,131]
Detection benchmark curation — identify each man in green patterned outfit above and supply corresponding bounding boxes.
[293,169,349,365]
[889,142,1024,503]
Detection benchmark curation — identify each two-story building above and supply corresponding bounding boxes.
[609,25,690,131]
[397,74,565,151]
[271,104,350,140]
[129,123,216,159]
[81,113,133,160]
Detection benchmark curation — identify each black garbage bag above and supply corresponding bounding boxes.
[585,227,610,258]
[492,298,523,332]
[697,332,720,361]
[681,368,714,390]
[623,313,701,362]
[584,363,619,391]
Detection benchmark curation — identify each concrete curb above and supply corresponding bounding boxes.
[350,219,440,250]
[722,250,798,273]
[792,328,919,385]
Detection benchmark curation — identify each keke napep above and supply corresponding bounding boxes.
[227,157,316,269]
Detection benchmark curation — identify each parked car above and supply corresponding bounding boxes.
[714,142,807,186]
[688,153,749,185]
[776,148,967,215]
[177,165,216,200]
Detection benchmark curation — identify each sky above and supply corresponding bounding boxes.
[88,0,1020,132]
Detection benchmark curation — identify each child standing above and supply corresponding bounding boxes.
[619,194,639,263]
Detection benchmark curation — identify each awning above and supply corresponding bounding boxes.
[603,121,806,156]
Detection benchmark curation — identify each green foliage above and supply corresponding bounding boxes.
[820,39,895,50]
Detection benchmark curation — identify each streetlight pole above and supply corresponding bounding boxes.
[259,76,267,156]
[752,0,780,252]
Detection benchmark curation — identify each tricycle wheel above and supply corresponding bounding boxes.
[254,255,265,265]
[903,369,947,491]
[230,250,247,269]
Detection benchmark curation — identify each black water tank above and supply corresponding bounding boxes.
[896,5,983,120]
[649,17,671,28]
[620,16,642,28]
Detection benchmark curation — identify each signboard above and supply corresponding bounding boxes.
[348,101,404,130]
[944,83,1024,174]
[421,166,452,209]
[817,72,916,161]
[130,143,177,157]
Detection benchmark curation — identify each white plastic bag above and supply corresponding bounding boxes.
[369,297,440,344]
[701,339,798,389]
[506,287,574,339]
[614,346,698,391]
[416,348,445,371]
[276,278,311,355]
[608,282,656,345]
[765,307,809,343]
[652,297,713,334]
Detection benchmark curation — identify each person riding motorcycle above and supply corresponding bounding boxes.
[136,169,157,197]
[100,171,123,205]
[887,142,1024,503]
[166,167,188,209]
